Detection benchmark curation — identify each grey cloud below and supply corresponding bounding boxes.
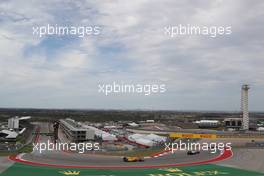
[0,0,263,110]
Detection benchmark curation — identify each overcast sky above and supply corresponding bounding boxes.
[0,0,263,111]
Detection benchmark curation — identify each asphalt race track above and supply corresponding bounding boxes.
[9,122,232,168]
[11,149,231,168]
[1,122,263,176]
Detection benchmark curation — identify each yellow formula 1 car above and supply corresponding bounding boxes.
[123,156,144,162]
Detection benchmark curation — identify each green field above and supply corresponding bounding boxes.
[1,163,263,176]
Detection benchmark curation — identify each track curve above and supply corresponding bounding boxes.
[9,149,232,169]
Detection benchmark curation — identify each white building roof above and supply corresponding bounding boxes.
[198,120,220,123]
[19,116,31,120]
[82,125,117,141]
[1,130,18,139]
[128,122,139,127]
[128,133,167,147]
[257,127,264,131]
[136,138,154,147]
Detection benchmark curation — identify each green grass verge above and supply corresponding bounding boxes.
[1,163,263,176]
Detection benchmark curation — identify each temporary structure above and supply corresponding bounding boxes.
[127,133,167,147]
[82,125,117,141]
